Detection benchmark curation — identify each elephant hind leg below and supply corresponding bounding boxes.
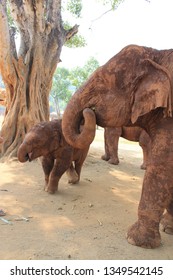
[101,127,120,165]
[140,162,147,170]
[101,153,120,164]
[66,163,79,184]
[101,153,110,161]
[160,200,173,234]
[160,212,173,234]
[101,151,119,165]
[108,157,119,165]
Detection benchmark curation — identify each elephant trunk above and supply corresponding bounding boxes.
[17,143,30,162]
[62,97,96,149]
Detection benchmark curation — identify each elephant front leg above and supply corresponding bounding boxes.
[101,129,111,161]
[160,199,173,235]
[46,170,60,194]
[47,163,67,194]
[101,127,120,165]
[127,165,171,248]
[46,165,64,194]
[41,156,54,191]
[47,151,73,194]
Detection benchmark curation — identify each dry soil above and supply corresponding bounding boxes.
[0,128,173,260]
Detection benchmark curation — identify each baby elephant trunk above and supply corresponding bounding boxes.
[17,143,30,162]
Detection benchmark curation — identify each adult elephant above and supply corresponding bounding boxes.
[62,44,173,249]
[101,126,151,169]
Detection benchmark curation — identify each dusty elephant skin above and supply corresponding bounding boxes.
[62,44,173,249]
[17,119,89,194]
[101,126,151,169]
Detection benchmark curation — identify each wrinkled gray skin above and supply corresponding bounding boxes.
[62,44,173,249]
[17,119,89,194]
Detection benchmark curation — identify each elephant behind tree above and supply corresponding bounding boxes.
[62,44,173,249]
[17,119,90,194]
[101,126,151,169]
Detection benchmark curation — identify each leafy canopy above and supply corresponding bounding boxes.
[50,57,100,114]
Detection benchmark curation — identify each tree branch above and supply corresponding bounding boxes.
[10,0,33,58]
[64,24,79,42]
[47,0,62,26]
[35,0,46,33]
[89,8,112,30]
[10,0,29,31]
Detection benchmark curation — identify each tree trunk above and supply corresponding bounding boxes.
[0,0,78,158]
[1,55,51,157]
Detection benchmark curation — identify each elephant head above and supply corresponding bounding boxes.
[17,120,62,162]
[62,44,173,149]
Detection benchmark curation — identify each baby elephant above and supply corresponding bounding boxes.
[17,119,90,194]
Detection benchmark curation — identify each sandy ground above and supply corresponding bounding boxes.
[0,128,173,260]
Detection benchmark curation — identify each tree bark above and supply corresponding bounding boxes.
[0,0,78,158]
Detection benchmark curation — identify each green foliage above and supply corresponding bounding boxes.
[66,0,82,18]
[97,0,124,10]
[69,57,100,89]
[51,67,72,103]
[65,33,86,48]
[50,57,100,113]
[63,22,86,48]
[5,0,125,50]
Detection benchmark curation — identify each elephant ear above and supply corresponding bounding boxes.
[48,121,64,152]
[131,59,173,124]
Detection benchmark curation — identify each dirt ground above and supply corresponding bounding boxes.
[0,128,173,260]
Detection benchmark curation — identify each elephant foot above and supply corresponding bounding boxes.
[101,154,109,161]
[160,212,173,235]
[126,221,161,249]
[140,163,147,170]
[66,169,79,184]
[46,187,57,194]
[44,184,57,194]
[108,158,119,165]
[68,178,79,184]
